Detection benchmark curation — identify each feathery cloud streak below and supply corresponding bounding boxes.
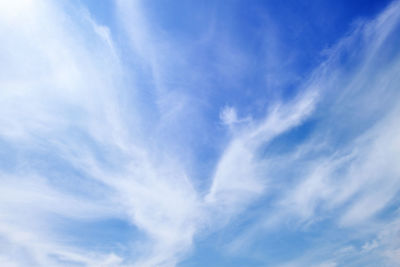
[0,0,400,267]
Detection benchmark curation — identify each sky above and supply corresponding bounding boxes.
[0,0,400,266]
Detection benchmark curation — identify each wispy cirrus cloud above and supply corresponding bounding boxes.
[0,1,200,266]
[225,1,400,266]
[1,0,400,266]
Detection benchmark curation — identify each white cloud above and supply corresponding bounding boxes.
[0,1,205,266]
[207,90,318,222]
[2,0,400,266]
[220,106,239,125]
[276,0,400,225]
[223,1,400,265]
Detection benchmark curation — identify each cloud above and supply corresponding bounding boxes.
[0,1,204,266]
[1,0,400,266]
[222,1,400,265]
[0,0,132,265]
[206,90,318,221]
[220,106,240,126]
[278,0,400,225]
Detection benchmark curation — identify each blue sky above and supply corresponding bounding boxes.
[1,0,400,266]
